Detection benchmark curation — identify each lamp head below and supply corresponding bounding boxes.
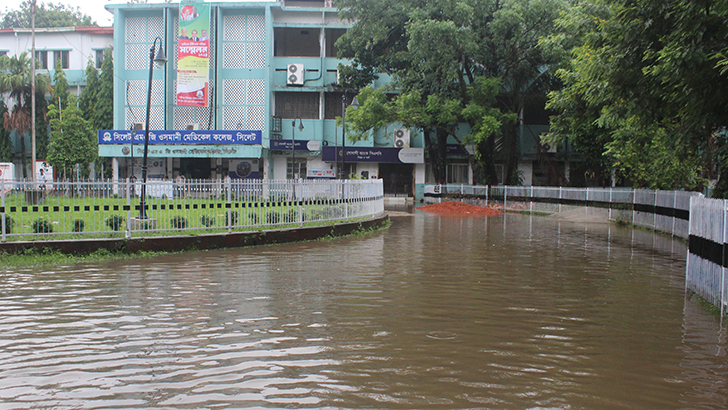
[298,121,304,131]
[153,44,167,68]
[350,96,359,110]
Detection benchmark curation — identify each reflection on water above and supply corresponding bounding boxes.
[1,212,726,409]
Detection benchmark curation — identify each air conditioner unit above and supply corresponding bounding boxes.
[186,123,199,131]
[133,123,143,131]
[287,63,304,86]
[393,128,410,148]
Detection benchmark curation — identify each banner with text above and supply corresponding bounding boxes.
[98,130,262,145]
[177,2,210,106]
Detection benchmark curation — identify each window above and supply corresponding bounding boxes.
[447,163,469,184]
[325,28,346,57]
[54,50,69,69]
[95,49,105,68]
[275,92,319,119]
[274,27,320,57]
[35,50,48,69]
[286,158,307,179]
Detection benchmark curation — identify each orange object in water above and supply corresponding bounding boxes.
[419,201,502,216]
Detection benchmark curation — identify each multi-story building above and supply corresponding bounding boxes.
[0,26,114,179]
[102,0,571,199]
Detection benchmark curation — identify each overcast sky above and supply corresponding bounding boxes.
[1,0,275,28]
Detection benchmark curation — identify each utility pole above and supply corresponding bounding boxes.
[31,0,37,181]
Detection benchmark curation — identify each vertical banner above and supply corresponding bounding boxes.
[177,2,210,107]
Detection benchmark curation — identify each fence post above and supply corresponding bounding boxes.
[227,178,232,234]
[125,178,132,239]
[530,186,533,214]
[723,199,727,317]
[609,187,613,221]
[504,186,508,210]
[1,179,5,242]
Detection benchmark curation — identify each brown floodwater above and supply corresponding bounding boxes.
[0,210,726,409]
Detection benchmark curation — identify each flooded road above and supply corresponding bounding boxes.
[1,210,726,409]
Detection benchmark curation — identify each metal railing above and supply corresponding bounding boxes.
[425,184,698,238]
[1,178,384,241]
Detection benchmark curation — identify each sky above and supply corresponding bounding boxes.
[2,0,119,27]
[1,0,276,27]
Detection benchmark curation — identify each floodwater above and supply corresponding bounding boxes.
[1,209,727,409]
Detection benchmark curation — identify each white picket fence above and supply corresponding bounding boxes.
[687,195,728,315]
[0,178,384,241]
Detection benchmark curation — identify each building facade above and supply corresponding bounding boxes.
[103,0,572,199]
[0,26,114,179]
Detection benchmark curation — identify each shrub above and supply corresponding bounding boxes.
[72,219,85,233]
[286,209,297,223]
[32,218,54,233]
[200,215,215,227]
[227,211,239,226]
[266,211,281,224]
[2,215,14,234]
[105,215,125,231]
[248,212,259,225]
[171,216,188,230]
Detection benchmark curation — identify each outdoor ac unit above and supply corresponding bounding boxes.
[133,123,143,131]
[287,63,304,85]
[186,123,200,130]
[394,128,410,148]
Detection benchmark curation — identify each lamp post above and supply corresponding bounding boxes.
[340,90,359,179]
[291,117,304,179]
[291,118,304,201]
[138,37,167,219]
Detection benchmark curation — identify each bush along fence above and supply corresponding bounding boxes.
[427,184,728,315]
[0,178,384,242]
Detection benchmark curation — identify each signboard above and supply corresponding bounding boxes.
[322,147,424,164]
[270,139,324,152]
[228,159,260,179]
[177,2,210,106]
[307,168,336,178]
[99,144,263,159]
[0,162,15,189]
[98,130,262,145]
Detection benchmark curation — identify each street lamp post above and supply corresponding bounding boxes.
[340,90,359,179]
[139,37,167,219]
[291,118,304,200]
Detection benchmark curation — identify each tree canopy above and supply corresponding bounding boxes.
[47,94,97,179]
[336,0,567,184]
[545,0,728,191]
[1,1,96,29]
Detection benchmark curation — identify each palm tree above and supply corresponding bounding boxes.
[0,52,51,176]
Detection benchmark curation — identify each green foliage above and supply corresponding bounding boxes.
[2,215,14,234]
[171,216,188,230]
[1,1,96,29]
[78,59,100,123]
[200,214,216,227]
[72,219,85,233]
[266,211,281,224]
[93,49,114,132]
[0,101,12,162]
[105,214,124,231]
[546,0,728,190]
[52,59,69,110]
[227,211,238,226]
[46,94,97,179]
[32,218,53,233]
[336,0,567,184]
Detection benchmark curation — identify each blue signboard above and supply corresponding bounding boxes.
[270,139,323,152]
[98,130,262,145]
[322,146,424,164]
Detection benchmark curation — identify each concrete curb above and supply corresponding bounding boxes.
[0,213,390,255]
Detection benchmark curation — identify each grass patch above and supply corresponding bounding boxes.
[0,247,173,269]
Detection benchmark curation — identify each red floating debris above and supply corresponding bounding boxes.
[418,201,503,216]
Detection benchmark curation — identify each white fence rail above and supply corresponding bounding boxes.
[687,196,728,315]
[426,184,697,238]
[1,178,384,241]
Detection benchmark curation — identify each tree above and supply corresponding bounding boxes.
[336,0,566,184]
[546,0,728,190]
[0,52,51,176]
[46,94,97,179]
[78,58,100,124]
[52,58,69,111]
[1,1,96,29]
[92,48,113,132]
[0,101,12,162]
